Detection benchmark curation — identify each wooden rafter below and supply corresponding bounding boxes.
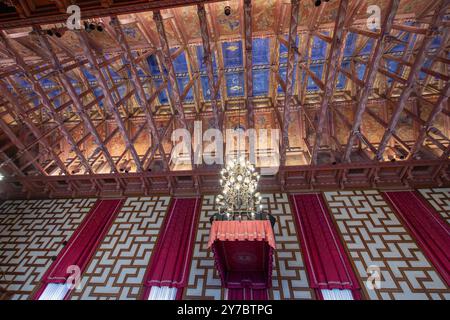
[197,3,222,129]
[311,0,349,164]
[343,0,400,162]
[376,0,449,159]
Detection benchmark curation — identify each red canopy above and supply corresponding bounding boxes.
[209,220,275,292]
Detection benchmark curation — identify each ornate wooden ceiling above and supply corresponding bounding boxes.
[0,0,449,199]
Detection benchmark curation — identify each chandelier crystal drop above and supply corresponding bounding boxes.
[216,156,262,218]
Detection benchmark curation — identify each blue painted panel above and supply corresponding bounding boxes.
[344,33,356,56]
[40,78,56,88]
[253,38,270,65]
[279,36,299,64]
[93,87,104,107]
[196,45,218,72]
[82,68,96,82]
[108,65,121,81]
[361,38,374,55]
[154,78,169,104]
[357,63,366,81]
[177,76,194,102]
[225,72,244,97]
[419,58,433,80]
[278,67,286,93]
[311,34,328,60]
[337,62,349,90]
[147,54,161,75]
[253,69,269,96]
[171,49,189,74]
[222,41,243,68]
[49,89,61,108]
[307,65,323,91]
[387,60,398,73]
[431,35,441,49]
[200,75,220,100]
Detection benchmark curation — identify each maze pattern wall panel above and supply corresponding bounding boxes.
[183,195,225,300]
[418,188,450,224]
[263,193,314,300]
[324,190,450,300]
[70,196,170,300]
[0,198,96,300]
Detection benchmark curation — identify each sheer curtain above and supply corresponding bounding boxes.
[321,289,353,300]
[38,283,70,300]
[147,286,177,300]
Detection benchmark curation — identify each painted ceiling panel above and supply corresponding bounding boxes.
[171,48,189,74]
[356,63,366,81]
[253,38,270,66]
[215,0,241,36]
[360,38,374,56]
[253,0,276,33]
[307,65,323,91]
[311,33,328,61]
[93,87,104,107]
[337,62,349,90]
[253,69,269,96]
[225,72,244,97]
[344,33,356,57]
[147,55,161,76]
[279,36,299,64]
[419,58,433,80]
[154,78,169,104]
[177,76,194,102]
[200,75,220,101]
[196,45,218,72]
[222,41,243,69]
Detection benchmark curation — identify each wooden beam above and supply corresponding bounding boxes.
[197,3,221,129]
[34,26,119,174]
[0,80,69,175]
[243,0,254,129]
[311,0,349,164]
[409,82,450,158]
[77,31,144,172]
[281,0,300,166]
[376,1,449,159]
[109,16,172,170]
[343,0,400,162]
[0,31,95,175]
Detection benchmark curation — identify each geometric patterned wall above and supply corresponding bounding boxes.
[262,193,314,300]
[183,195,225,300]
[1,190,449,300]
[324,190,450,300]
[0,198,96,300]
[69,196,170,300]
[418,188,450,224]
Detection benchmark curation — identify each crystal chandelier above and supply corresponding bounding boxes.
[216,156,262,218]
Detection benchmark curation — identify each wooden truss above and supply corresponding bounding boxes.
[0,0,449,199]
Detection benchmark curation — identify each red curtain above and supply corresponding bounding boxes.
[34,199,124,299]
[142,198,200,298]
[291,194,361,298]
[384,191,450,285]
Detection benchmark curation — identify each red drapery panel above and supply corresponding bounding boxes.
[291,194,361,297]
[142,198,200,296]
[384,191,450,286]
[40,199,123,284]
[227,288,268,300]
